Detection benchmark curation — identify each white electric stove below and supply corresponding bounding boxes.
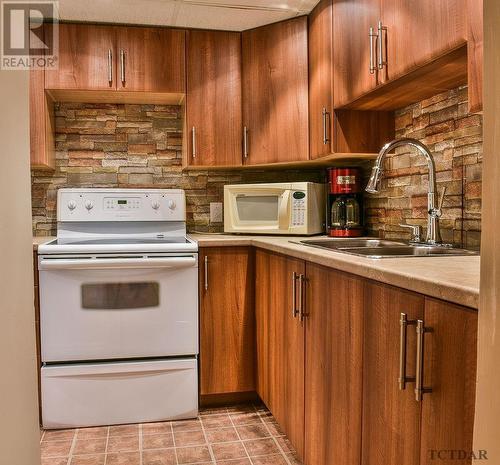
[38,188,199,429]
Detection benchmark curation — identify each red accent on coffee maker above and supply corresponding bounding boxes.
[327,167,364,237]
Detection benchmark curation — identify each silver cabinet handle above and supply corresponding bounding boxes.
[415,320,432,401]
[369,26,377,74]
[120,49,125,84]
[243,126,249,158]
[322,108,331,145]
[204,255,208,291]
[291,272,299,318]
[107,49,113,85]
[298,274,307,321]
[192,126,197,158]
[378,21,387,70]
[399,313,416,390]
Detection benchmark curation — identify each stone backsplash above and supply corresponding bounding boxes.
[364,86,482,249]
[31,102,325,236]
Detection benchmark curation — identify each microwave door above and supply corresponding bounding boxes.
[278,190,291,231]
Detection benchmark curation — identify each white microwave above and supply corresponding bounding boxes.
[224,182,326,235]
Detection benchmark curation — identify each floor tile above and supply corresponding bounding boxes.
[142,422,172,435]
[205,427,239,444]
[72,438,107,455]
[141,449,177,465]
[229,412,262,426]
[69,454,106,465]
[171,418,203,432]
[76,427,108,440]
[235,424,270,440]
[211,442,247,461]
[40,440,73,458]
[275,436,295,455]
[264,422,284,437]
[174,430,206,447]
[107,435,140,453]
[176,445,212,464]
[142,433,174,450]
[201,414,233,429]
[286,453,303,465]
[43,429,76,442]
[108,424,139,437]
[41,458,68,465]
[250,454,287,465]
[215,459,251,465]
[242,438,280,457]
[105,452,141,465]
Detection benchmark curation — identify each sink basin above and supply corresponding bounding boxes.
[298,238,478,259]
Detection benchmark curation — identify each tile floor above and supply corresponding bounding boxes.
[40,403,303,465]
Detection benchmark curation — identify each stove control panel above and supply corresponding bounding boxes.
[58,189,186,222]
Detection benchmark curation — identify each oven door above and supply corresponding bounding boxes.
[39,253,198,362]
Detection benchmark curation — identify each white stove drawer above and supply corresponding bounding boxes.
[42,358,198,429]
[39,254,198,362]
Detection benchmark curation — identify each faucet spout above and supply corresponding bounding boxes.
[365,138,444,245]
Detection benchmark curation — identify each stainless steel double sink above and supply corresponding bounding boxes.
[297,238,479,259]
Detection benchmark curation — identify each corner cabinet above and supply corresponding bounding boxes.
[185,30,243,167]
[242,17,309,165]
[199,247,255,398]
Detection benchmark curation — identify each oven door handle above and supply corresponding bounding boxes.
[38,256,197,270]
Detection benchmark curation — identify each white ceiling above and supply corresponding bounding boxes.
[57,0,321,31]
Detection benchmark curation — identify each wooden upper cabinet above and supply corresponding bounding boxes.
[308,0,333,159]
[333,0,380,107]
[242,17,309,165]
[420,299,477,465]
[255,250,306,460]
[186,30,242,167]
[380,0,466,83]
[467,0,483,113]
[304,264,364,465]
[362,281,424,465]
[116,27,185,93]
[199,247,255,396]
[45,24,116,90]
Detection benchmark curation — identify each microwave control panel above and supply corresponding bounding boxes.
[291,191,306,226]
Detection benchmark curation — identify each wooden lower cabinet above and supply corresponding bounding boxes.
[304,263,364,465]
[255,250,305,459]
[199,247,255,396]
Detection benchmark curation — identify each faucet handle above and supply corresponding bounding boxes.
[437,186,447,213]
[399,224,422,243]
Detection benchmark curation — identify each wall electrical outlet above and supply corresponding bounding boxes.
[210,202,223,223]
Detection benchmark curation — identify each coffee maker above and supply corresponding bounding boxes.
[327,167,364,237]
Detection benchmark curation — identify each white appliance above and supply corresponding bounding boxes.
[224,182,325,235]
[38,188,199,429]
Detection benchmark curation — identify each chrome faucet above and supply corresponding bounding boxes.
[365,138,448,245]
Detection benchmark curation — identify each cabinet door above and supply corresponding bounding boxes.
[186,30,242,167]
[242,17,309,165]
[199,247,255,395]
[308,0,333,159]
[116,27,185,93]
[362,281,424,465]
[333,0,380,107]
[419,299,477,465]
[45,24,116,90]
[255,250,305,459]
[381,0,466,82]
[305,264,364,465]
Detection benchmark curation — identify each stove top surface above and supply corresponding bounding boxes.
[48,237,191,246]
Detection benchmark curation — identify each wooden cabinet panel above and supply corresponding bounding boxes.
[242,17,309,165]
[304,264,364,465]
[255,250,305,459]
[333,0,380,107]
[381,0,466,83]
[45,24,116,90]
[308,0,333,159]
[467,0,483,113]
[362,282,424,465]
[186,30,242,167]
[116,27,185,93]
[420,299,477,465]
[200,247,255,395]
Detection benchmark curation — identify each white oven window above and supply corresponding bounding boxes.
[81,282,160,309]
[236,195,279,222]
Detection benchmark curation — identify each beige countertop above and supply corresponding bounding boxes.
[33,234,480,309]
[189,233,480,309]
